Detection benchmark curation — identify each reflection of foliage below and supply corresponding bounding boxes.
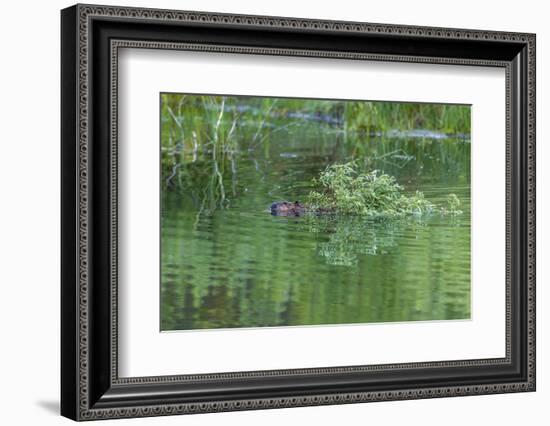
[344,101,470,135]
[440,193,463,215]
[305,215,426,266]
[161,195,471,330]
[306,162,462,217]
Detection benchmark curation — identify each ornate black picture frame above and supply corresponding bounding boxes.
[61,3,536,421]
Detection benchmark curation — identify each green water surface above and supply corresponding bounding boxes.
[160,111,470,331]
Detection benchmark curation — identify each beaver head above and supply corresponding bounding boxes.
[270,201,305,216]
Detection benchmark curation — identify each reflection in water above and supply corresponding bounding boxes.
[160,124,471,330]
[305,215,427,266]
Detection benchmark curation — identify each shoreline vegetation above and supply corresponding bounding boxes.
[161,94,470,215]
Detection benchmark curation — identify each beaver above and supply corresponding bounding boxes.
[270,201,306,216]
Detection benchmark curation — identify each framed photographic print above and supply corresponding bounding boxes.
[61,3,536,421]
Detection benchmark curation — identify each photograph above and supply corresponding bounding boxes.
[160,94,472,331]
[57,3,536,420]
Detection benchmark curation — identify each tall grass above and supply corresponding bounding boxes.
[161,94,470,169]
[161,94,279,213]
[343,102,470,135]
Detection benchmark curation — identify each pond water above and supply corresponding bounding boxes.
[160,124,470,331]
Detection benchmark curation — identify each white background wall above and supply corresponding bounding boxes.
[0,0,546,424]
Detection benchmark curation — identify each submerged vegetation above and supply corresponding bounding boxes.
[306,162,462,217]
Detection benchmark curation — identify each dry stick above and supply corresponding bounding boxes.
[194,190,209,229]
[165,133,181,187]
[176,95,186,117]
[211,98,226,205]
[251,99,278,144]
[191,131,198,163]
[227,117,238,141]
[166,105,183,130]
[226,117,239,196]
[165,163,181,187]
[255,121,302,147]
[374,149,412,168]
[165,105,185,182]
